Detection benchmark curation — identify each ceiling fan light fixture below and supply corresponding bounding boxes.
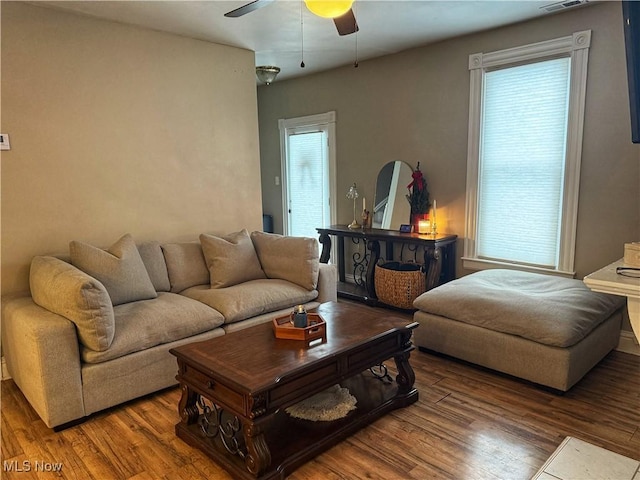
[256,65,280,85]
[304,0,353,19]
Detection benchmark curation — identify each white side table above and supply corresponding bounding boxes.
[584,259,640,344]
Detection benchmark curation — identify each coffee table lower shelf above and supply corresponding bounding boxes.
[175,371,418,480]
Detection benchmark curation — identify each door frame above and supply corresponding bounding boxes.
[278,111,337,237]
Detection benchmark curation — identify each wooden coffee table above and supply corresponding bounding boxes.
[170,301,418,479]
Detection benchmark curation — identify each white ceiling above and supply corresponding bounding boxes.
[37,0,593,82]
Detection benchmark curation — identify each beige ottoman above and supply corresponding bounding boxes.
[412,269,625,392]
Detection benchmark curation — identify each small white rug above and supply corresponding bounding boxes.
[531,436,640,480]
[285,384,357,422]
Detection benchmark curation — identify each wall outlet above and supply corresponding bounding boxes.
[0,134,10,150]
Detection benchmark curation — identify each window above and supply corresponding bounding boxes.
[463,31,591,276]
[279,112,337,239]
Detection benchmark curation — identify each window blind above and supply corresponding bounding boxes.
[287,130,326,238]
[477,57,571,268]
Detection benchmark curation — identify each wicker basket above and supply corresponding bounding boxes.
[374,261,426,309]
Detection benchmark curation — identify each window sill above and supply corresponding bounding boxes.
[461,257,575,278]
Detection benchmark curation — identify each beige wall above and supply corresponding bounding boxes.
[257,1,640,282]
[1,2,263,295]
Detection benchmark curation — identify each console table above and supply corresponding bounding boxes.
[317,225,457,305]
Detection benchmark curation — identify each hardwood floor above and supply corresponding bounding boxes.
[2,314,639,479]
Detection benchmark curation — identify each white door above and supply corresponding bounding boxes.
[279,112,336,238]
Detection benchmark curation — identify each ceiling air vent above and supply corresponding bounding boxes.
[541,0,588,12]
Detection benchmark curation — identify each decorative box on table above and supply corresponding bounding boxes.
[272,313,326,342]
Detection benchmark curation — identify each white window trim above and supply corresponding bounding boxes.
[463,30,591,277]
[278,111,337,237]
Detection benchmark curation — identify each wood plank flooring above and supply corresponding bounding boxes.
[2,316,639,479]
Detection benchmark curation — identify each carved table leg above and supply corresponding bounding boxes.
[243,420,272,476]
[424,246,442,291]
[394,326,417,394]
[178,383,200,425]
[394,349,416,394]
[366,239,381,300]
[337,236,346,282]
[319,232,331,264]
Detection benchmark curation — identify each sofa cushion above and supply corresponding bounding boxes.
[70,234,157,306]
[200,230,266,288]
[81,292,225,363]
[182,279,318,324]
[251,231,320,290]
[413,269,625,348]
[30,256,115,351]
[161,242,209,293]
[137,241,171,292]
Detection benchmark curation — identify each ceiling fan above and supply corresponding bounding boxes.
[224,0,359,36]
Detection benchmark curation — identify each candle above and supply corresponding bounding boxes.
[432,199,437,223]
[363,197,366,211]
[418,219,430,234]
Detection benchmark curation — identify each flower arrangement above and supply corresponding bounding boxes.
[406,162,430,215]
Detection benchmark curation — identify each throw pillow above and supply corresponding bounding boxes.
[161,242,210,293]
[200,229,266,288]
[137,241,171,292]
[70,234,157,305]
[250,231,319,290]
[30,256,115,351]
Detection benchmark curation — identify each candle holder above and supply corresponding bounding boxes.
[431,199,437,235]
[346,183,360,229]
[361,208,371,229]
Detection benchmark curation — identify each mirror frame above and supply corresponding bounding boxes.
[372,160,413,230]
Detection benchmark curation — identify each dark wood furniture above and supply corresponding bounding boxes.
[317,225,457,304]
[170,301,419,480]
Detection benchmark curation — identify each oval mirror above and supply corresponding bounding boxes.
[372,161,413,230]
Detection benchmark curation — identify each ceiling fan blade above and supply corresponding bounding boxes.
[224,0,274,18]
[333,8,359,36]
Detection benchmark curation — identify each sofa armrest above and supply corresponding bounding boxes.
[1,296,85,429]
[316,263,338,303]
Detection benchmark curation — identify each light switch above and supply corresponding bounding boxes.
[275,176,280,186]
[0,134,10,150]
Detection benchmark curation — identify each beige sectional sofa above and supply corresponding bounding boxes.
[1,229,337,429]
